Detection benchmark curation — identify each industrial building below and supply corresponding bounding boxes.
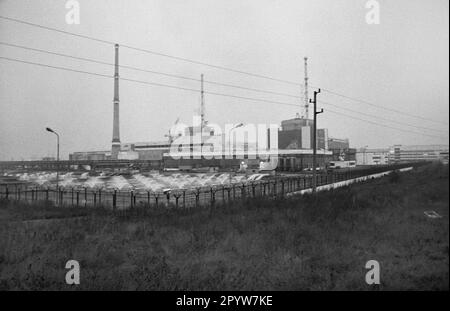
[356,148,390,166]
[160,122,333,171]
[69,150,110,161]
[388,145,449,163]
[67,47,340,172]
[278,117,328,150]
[327,137,356,161]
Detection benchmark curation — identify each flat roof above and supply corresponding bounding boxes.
[164,149,332,157]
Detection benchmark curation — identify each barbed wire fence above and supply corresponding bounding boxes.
[0,163,425,212]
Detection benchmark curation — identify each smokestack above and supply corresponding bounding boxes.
[111,44,121,159]
[304,57,309,119]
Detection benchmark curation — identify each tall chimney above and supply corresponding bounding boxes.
[111,44,121,159]
[304,57,309,119]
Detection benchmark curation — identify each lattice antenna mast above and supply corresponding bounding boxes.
[200,73,205,127]
[304,57,309,119]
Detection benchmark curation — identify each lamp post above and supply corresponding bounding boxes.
[228,123,244,184]
[228,123,244,157]
[46,127,60,190]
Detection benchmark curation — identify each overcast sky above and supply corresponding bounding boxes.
[0,0,448,160]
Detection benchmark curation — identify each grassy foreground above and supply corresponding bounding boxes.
[0,163,448,290]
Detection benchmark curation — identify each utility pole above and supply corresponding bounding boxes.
[310,89,323,193]
[46,127,60,203]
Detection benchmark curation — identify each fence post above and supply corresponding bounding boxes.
[195,189,200,207]
[226,187,231,202]
[222,186,225,203]
[174,193,180,208]
[210,187,216,207]
[130,190,134,209]
[5,185,8,200]
[113,190,117,210]
[241,184,246,200]
[166,191,170,206]
[154,193,159,208]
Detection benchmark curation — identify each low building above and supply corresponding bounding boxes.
[42,157,56,161]
[69,151,110,161]
[389,145,449,163]
[356,148,390,166]
[131,141,171,160]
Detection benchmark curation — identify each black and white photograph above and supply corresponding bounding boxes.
[0,0,448,298]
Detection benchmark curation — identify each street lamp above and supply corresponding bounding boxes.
[228,123,244,157]
[46,127,60,189]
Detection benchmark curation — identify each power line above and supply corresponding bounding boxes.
[0,15,115,45]
[324,108,447,140]
[2,15,447,127]
[0,41,302,99]
[0,55,447,141]
[0,56,299,108]
[0,56,112,79]
[318,100,448,133]
[0,15,300,86]
[3,40,447,135]
[318,87,448,126]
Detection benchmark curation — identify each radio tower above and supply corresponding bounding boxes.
[304,57,309,119]
[200,73,205,128]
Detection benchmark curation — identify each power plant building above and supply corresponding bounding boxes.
[67,46,341,171]
[328,137,356,161]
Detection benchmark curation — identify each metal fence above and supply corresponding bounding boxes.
[0,163,424,210]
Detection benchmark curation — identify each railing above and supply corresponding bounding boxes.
[0,163,426,210]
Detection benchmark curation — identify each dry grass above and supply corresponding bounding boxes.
[0,163,448,290]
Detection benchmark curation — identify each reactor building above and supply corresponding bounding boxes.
[69,49,353,171]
